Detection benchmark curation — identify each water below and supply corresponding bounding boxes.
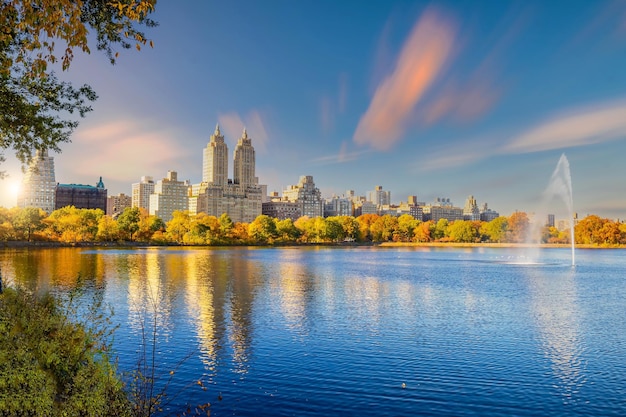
[1,246,626,416]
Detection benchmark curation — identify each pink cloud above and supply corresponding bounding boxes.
[338,73,348,113]
[421,78,501,125]
[61,120,191,182]
[353,8,457,150]
[319,97,333,133]
[319,74,348,134]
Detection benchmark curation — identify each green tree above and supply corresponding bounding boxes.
[275,218,300,242]
[249,215,277,244]
[335,215,359,241]
[397,214,418,242]
[1,0,157,175]
[294,216,314,242]
[431,218,449,241]
[324,217,344,242]
[186,213,219,244]
[447,220,479,243]
[218,213,234,240]
[135,209,164,242]
[44,206,103,242]
[117,207,141,241]
[13,206,45,241]
[480,216,508,243]
[96,215,120,242]
[165,211,191,244]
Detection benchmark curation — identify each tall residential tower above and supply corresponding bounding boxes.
[192,126,263,223]
[233,128,257,188]
[17,149,56,214]
[202,124,228,186]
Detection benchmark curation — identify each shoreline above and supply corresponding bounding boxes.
[378,242,624,249]
[1,240,624,249]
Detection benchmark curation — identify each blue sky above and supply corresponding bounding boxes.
[2,0,626,220]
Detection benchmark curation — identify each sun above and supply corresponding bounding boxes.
[9,180,21,198]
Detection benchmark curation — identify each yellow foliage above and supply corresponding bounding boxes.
[0,0,156,78]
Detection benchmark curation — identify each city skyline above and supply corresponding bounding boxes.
[1,1,625,219]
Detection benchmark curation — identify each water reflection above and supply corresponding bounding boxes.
[185,253,220,373]
[182,250,259,377]
[228,253,258,374]
[525,266,586,403]
[6,248,107,290]
[276,252,314,334]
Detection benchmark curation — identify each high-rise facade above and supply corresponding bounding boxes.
[283,175,324,218]
[202,124,228,186]
[132,176,155,211]
[368,185,391,207]
[233,128,257,187]
[463,195,480,221]
[149,171,191,222]
[324,196,353,217]
[192,126,263,224]
[17,149,56,213]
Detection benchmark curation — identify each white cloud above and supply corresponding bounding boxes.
[502,100,626,154]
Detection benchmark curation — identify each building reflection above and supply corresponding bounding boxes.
[275,250,317,336]
[228,254,259,374]
[526,267,586,403]
[183,250,259,377]
[126,251,173,338]
[184,253,223,374]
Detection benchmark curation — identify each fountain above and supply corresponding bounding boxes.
[543,154,575,266]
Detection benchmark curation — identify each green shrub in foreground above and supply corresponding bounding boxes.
[0,287,132,416]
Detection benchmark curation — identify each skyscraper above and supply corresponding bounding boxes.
[150,170,191,222]
[233,128,257,187]
[368,185,391,207]
[192,125,263,223]
[283,175,324,218]
[17,149,56,214]
[202,124,228,186]
[132,176,155,211]
[463,195,480,221]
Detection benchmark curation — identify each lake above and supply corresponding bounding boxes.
[1,246,625,416]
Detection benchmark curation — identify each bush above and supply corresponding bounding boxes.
[0,287,133,416]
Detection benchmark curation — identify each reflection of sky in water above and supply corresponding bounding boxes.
[526,267,585,404]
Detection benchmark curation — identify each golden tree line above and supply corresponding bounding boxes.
[0,207,624,246]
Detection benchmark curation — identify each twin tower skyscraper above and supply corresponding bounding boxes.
[191,124,263,223]
[203,124,258,188]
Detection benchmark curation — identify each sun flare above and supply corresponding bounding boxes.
[9,180,21,198]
